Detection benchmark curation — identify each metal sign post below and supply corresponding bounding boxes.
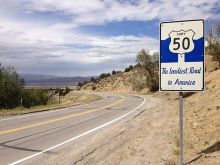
[159,19,205,165]
[179,92,184,165]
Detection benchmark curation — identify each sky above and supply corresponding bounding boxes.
[0,0,219,76]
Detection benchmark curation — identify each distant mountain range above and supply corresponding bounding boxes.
[20,73,92,87]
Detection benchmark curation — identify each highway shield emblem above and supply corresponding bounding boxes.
[169,29,195,54]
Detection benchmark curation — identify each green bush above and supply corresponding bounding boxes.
[99,73,111,79]
[78,82,83,87]
[136,50,159,92]
[124,65,133,72]
[22,89,48,108]
[0,64,23,109]
[0,63,50,109]
[112,70,116,75]
[90,77,95,82]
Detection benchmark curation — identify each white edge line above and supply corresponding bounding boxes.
[0,98,106,122]
[9,96,146,165]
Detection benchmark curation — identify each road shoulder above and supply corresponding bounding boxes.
[27,95,178,165]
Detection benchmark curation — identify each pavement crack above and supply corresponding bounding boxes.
[114,130,125,138]
[132,110,145,119]
[73,148,97,164]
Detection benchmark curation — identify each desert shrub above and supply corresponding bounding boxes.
[124,65,133,72]
[111,70,116,75]
[134,63,141,69]
[136,50,159,92]
[92,86,96,90]
[63,86,71,96]
[99,73,111,79]
[146,73,159,92]
[78,82,83,87]
[55,87,70,97]
[90,77,95,82]
[80,80,89,86]
[22,89,48,108]
[132,80,146,91]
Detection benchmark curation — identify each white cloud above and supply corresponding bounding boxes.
[0,16,158,75]
[3,0,218,26]
[0,19,158,63]
[0,0,219,76]
[1,0,219,27]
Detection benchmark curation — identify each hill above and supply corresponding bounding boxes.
[82,67,148,93]
[20,73,92,87]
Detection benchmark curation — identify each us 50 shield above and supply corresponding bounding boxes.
[160,19,204,91]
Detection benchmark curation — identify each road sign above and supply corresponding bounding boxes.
[160,19,204,91]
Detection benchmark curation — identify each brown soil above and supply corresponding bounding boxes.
[82,68,148,93]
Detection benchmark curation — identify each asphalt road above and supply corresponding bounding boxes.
[0,92,145,165]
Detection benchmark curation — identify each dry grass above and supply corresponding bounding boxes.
[82,68,148,93]
[0,92,101,116]
[172,136,180,156]
[164,159,177,165]
[183,69,220,165]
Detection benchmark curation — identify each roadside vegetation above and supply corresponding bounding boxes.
[0,64,101,116]
[79,49,159,92]
[136,49,159,91]
[0,92,101,116]
[0,64,49,109]
[206,23,220,69]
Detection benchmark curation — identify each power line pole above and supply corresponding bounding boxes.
[58,90,61,104]
[20,97,23,107]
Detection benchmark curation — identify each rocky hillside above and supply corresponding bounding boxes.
[82,67,148,93]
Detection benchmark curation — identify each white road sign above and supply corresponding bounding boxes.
[160,19,204,91]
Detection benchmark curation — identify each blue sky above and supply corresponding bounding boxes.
[77,20,159,37]
[0,0,219,76]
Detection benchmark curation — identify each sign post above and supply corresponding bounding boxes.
[159,19,204,165]
[179,92,184,165]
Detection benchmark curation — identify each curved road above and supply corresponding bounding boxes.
[0,92,145,165]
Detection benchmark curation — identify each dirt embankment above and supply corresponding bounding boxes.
[184,69,220,165]
[82,68,148,93]
[153,70,220,164]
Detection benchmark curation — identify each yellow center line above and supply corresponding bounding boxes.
[0,95,125,136]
